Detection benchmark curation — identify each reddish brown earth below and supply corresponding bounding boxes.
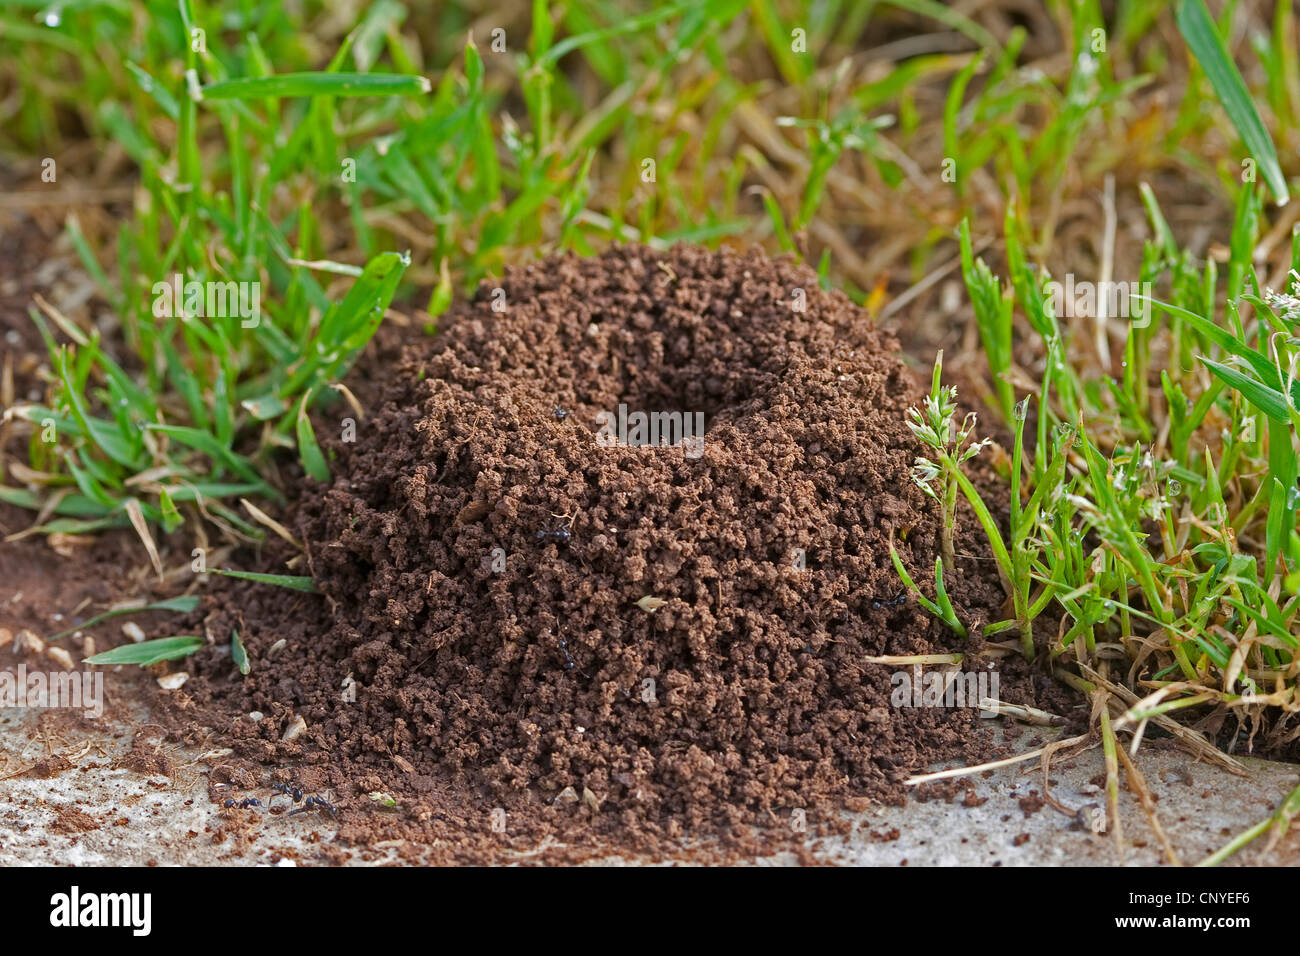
[159,244,1071,862]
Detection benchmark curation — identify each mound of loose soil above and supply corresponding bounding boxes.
[172,244,1054,861]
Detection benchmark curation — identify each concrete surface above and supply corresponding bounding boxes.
[2,682,1298,866]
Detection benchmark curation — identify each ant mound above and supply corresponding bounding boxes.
[181,244,1028,860]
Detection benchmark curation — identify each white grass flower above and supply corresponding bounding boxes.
[911,457,941,496]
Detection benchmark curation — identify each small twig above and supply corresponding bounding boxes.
[1115,738,1182,866]
[906,732,1091,785]
[979,698,1065,725]
[1098,695,1125,863]
[862,653,963,666]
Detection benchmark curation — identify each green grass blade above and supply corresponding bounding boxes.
[1199,356,1290,421]
[145,424,269,487]
[231,629,250,675]
[48,595,201,641]
[198,72,430,101]
[1140,296,1280,388]
[210,569,319,593]
[84,635,203,666]
[296,392,330,482]
[1177,0,1290,204]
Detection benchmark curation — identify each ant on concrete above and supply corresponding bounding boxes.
[288,795,337,817]
[270,782,304,805]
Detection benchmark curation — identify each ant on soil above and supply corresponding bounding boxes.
[535,511,576,545]
[871,591,906,610]
[542,627,576,671]
[224,797,262,809]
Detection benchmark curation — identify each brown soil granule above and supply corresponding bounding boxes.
[50,806,99,833]
[117,733,172,777]
[29,754,73,779]
[170,243,1056,862]
[1018,790,1046,817]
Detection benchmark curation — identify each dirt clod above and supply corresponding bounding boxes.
[51,806,100,833]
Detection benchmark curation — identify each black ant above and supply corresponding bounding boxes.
[271,782,304,804]
[871,591,906,610]
[541,627,575,671]
[554,407,568,420]
[224,797,261,809]
[534,514,574,544]
[288,795,337,817]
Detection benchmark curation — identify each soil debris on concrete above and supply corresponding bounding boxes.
[50,805,100,834]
